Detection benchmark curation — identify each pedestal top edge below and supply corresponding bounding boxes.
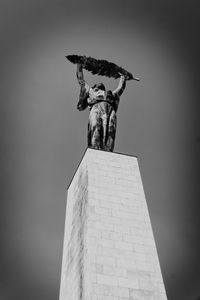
[67,148,138,190]
[86,148,138,159]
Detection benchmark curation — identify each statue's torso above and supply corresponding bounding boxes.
[87,88,119,112]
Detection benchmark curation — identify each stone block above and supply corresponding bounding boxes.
[59,149,167,299]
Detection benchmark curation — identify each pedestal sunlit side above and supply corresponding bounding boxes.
[59,149,168,300]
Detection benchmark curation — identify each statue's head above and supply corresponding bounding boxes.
[92,83,106,91]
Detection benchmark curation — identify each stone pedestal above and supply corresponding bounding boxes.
[59,148,167,300]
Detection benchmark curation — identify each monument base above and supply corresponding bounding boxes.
[59,148,167,300]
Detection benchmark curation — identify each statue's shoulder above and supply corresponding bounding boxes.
[107,90,118,100]
[106,90,114,97]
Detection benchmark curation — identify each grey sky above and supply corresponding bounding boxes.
[0,1,200,299]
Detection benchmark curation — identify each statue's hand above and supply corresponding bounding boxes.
[77,63,83,70]
[77,56,87,69]
[119,73,127,81]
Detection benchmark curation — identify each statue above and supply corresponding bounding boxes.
[66,55,140,152]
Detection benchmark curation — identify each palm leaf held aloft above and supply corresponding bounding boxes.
[66,55,140,81]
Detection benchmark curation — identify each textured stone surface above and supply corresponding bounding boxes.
[59,148,168,300]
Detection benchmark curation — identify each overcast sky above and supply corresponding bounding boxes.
[0,0,200,299]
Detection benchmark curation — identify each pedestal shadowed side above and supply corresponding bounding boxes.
[59,148,168,300]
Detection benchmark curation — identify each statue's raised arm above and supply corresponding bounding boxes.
[76,63,84,85]
[113,75,126,97]
[76,64,90,111]
[76,63,88,87]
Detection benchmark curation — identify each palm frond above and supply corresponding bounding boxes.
[66,55,140,81]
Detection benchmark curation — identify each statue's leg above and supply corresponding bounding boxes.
[105,109,117,152]
[88,106,103,150]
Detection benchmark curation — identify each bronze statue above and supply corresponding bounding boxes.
[66,55,140,152]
